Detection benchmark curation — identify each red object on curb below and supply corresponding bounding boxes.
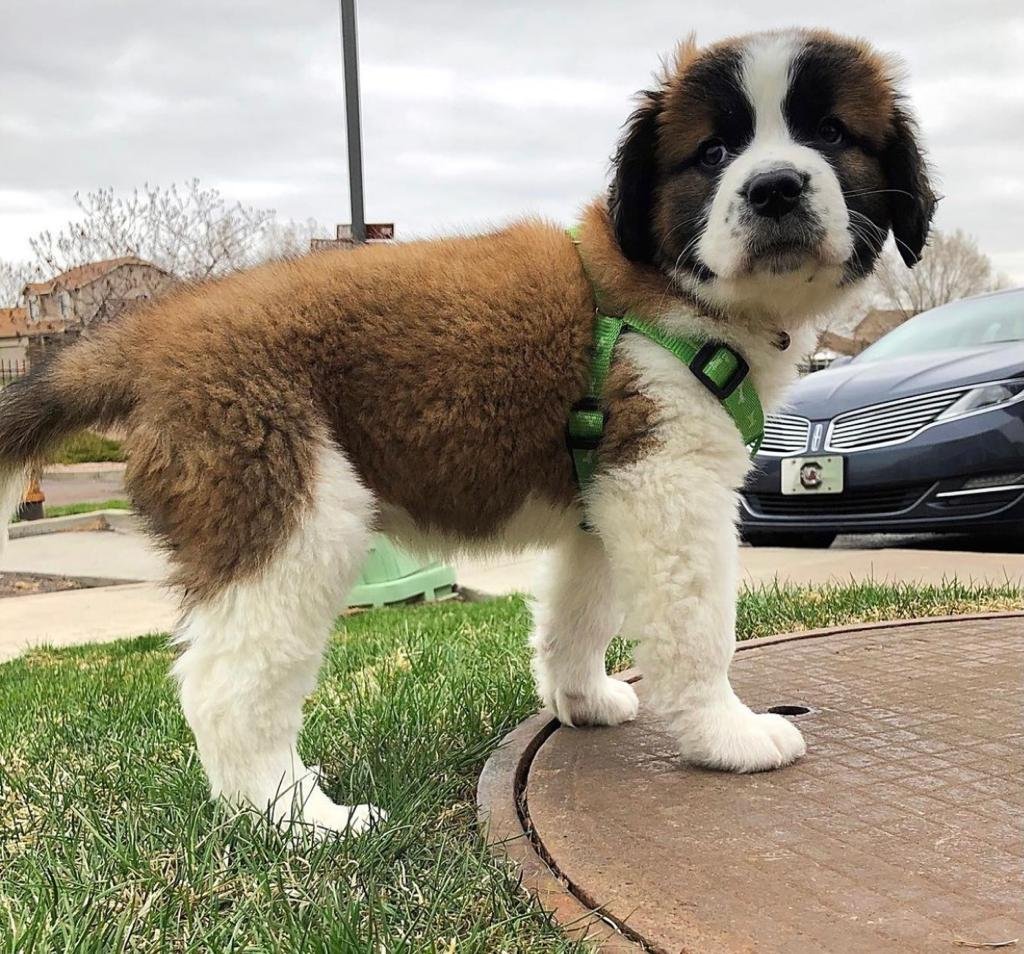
[19,471,45,521]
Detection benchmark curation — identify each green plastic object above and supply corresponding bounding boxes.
[346,535,457,608]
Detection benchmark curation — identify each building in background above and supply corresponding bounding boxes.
[0,306,69,381]
[805,308,913,372]
[9,256,177,371]
[848,309,906,351]
[0,307,31,363]
[23,256,174,328]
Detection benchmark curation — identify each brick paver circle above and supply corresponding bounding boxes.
[478,615,1024,953]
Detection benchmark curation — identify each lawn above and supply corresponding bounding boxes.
[11,499,131,524]
[51,430,126,465]
[2,582,1022,952]
[43,499,132,519]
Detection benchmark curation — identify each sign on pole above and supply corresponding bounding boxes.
[310,224,396,253]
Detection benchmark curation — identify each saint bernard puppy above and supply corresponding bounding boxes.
[0,29,934,835]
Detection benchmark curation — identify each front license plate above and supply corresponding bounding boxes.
[781,455,844,495]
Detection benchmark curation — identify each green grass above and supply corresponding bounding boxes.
[736,576,1024,639]
[1,582,1022,952]
[11,499,131,524]
[43,499,132,519]
[51,430,126,465]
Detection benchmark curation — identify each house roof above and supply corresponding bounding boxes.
[0,307,28,339]
[817,330,859,356]
[0,307,68,340]
[23,256,165,296]
[852,309,907,344]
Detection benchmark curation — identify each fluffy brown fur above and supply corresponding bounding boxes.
[0,26,933,608]
[0,212,673,602]
[0,28,943,835]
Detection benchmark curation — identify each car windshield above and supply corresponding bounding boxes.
[855,292,1024,363]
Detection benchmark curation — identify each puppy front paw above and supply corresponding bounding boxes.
[548,676,639,727]
[676,703,806,773]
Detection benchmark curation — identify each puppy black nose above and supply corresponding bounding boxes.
[746,168,805,219]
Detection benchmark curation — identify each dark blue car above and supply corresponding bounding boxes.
[741,287,1024,547]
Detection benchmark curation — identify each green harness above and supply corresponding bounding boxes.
[566,229,764,492]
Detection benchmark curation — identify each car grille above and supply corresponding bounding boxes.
[826,389,970,452]
[744,485,928,517]
[759,414,810,455]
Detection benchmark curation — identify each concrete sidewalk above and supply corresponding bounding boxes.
[6,524,167,581]
[41,462,127,507]
[12,516,1024,596]
[5,521,1024,663]
[2,517,175,661]
[457,546,1024,595]
[0,582,177,663]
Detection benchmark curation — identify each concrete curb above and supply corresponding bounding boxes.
[44,462,127,475]
[455,585,508,603]
[101,510,141,531]
[477,680,645,953]
[2,569,137,589]
[9,509,139,539]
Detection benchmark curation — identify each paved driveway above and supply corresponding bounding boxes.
[5,521,1024,662]
[41,464,126,507]
[7,524,1024,598]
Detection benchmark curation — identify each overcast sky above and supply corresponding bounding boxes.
[2,1,1022,280]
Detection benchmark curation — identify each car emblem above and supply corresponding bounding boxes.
[799,461,824,489]
[810,423,824,451]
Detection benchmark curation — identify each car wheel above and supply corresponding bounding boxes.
[742,530,837,549]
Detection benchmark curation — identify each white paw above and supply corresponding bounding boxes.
[550,677,639,727]
[230,769,386,840]
[297,800,387,839]
[677,704,806,773]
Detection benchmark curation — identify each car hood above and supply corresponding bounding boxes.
[784,343,1024,418]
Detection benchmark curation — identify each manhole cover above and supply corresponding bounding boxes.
[480,615,1024,953]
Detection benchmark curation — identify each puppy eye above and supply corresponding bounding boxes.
[698,138,729,169]
[817,116,845,146]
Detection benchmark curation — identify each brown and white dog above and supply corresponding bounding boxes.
[0,29,934,835]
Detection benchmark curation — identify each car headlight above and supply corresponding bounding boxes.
[936,380,1024,421]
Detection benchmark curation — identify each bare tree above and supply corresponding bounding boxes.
[875,229,1006,319]
[29,180,286,284]
[17,181,323,336]
[798,280,880,370]
[0,260,39,308]
[817,280,879,336]
[259,217,323,262]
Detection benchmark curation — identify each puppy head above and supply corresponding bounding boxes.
[609,29,936,319]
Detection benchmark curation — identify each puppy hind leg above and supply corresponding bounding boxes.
[530,528,638,726]
[172,442,380,836]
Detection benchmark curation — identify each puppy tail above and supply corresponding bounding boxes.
[0,326,135,559]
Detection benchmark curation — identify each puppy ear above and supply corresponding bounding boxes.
[882,104,937,267]
[608,90,662,264]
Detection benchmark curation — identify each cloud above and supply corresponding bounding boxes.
[0,0,1021,281]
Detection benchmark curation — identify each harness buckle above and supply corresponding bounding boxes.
[566,396,608,451]
[691,342,749,401]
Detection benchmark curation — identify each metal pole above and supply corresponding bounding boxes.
[340,0,366,243]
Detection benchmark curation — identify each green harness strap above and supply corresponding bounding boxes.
[567,228,764,492]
